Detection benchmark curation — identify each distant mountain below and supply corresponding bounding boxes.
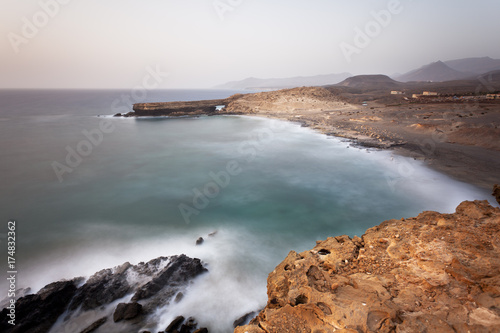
[395,61,472,82]
[476,70,500,86]
[215,73,352,90]
[336,74,401,89]
[444,57,500,75]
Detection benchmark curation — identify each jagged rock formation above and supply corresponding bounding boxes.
[0,254,207,333]
[0,280,81,333]
[236,200,500,333]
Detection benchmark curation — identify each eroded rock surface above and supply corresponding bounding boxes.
[236,200,500,333]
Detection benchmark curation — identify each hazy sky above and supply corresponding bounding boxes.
[2,0,500,89]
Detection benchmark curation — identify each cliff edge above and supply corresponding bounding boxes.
[236,200,500,333]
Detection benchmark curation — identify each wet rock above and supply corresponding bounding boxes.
[80,316,107,333]
[166,315,185,332]
[233,311,258,327]
[174,292,184,303]
[69,262,133,311]
[196,237,204,245]
[0,279,80,333]
[113,113,122,117]
[132,255,207,304]
[1,255,207,333]
[193,328,208,333]
[179,317,198,332]
[113,302,142,322]
[237,200,500,332]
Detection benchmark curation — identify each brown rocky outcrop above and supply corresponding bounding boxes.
[236,200,500,333]
[222,87,353,115]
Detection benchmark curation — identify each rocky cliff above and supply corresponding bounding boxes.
[132,94,249,117]
[236,199,500,333]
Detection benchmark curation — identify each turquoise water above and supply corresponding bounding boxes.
[0,90,492,332]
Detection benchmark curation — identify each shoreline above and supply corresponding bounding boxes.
[216,88,500,191]
[129,85,500,190]
[254,111,500,191]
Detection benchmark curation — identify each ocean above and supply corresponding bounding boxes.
[0,89,492,332]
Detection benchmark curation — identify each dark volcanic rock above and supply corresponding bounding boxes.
[80,316,107,333]
[1,254,207,333]
[174,292,184,302]
[0,279,80,333]
[233,311,258,328]
[193,328,209,333]
[113,302,143,322]
[132,254,207,303]
[183,317,198,331]
[196,237,204,245]
[69,262,132,311]
[166,315,185,332]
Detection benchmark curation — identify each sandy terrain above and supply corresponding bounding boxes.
[222,87,500,190]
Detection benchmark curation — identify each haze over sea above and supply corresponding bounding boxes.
[0,89,493,332]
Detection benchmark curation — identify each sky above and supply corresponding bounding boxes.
[1,0,500,89]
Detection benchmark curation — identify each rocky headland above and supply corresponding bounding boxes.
[236,198,500,333]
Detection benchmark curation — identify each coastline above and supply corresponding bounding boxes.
[131,86,500,190]
[216,87,500,191]
[243,109,500,191]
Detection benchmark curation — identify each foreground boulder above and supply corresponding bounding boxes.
[236,200,500,333]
